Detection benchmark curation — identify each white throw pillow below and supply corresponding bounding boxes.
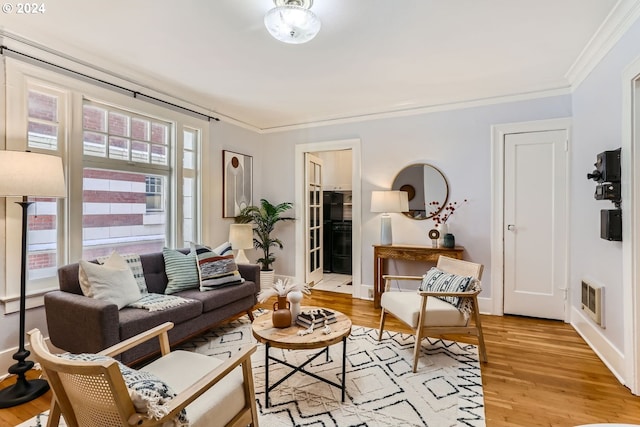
[78,252,142,309]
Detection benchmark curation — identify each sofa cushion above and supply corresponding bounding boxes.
[98,252,148,294]
[118,298,202,341]
[177,281,256,313]
[78,255,142,310]
[163,248,199,294]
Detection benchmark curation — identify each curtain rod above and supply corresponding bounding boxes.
[0,45,220,122]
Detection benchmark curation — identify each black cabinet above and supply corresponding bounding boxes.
[331,221,352,274]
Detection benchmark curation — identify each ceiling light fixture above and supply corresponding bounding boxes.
[264,0,321,44]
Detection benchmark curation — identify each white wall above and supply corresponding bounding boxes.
[570,17,640,355]
[260,95,572,301]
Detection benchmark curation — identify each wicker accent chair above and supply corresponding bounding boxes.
[28,322,258,427]
[378,255,486,372]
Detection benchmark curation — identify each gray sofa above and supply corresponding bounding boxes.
[44,250,260,365]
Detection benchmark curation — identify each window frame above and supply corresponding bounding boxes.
[1,58,206,312]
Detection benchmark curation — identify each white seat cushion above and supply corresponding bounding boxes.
[381,291,467,328]
[143,350,246,427]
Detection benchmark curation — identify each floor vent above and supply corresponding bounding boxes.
[581,280,604,327]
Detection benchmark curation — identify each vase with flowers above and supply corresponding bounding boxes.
[428,199,467,247]
[257,278,310,328]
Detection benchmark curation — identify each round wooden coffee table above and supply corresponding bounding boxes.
[252,306,352,407]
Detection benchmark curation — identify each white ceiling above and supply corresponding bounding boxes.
[0,0,631,130]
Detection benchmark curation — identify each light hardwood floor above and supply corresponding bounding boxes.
[2,290,640,426]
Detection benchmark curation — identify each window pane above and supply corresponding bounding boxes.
[109,111,130,137]
[151,122,168,144]
[28,91,57,122]
[183,177,194,247]
[82,168,166,259]
[108,136,130,160]
[28,121,58,150]
[151,144,168,165]
[83,105,107,132]
[131,118,150,141]
[27,197,59,282]
[83,131,107,157]
[132,141,150,163]
[184,129,194,150]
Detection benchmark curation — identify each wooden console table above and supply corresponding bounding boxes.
[373,244,464,308]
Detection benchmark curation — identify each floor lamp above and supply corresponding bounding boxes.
[371,190,409,246]
[229,223,253,264]
[0,150,66,408]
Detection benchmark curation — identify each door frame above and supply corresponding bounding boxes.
[490,118,571,319]
[294,139,362,298]
[622,55,640,395]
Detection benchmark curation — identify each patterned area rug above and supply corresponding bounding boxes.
[17,314,485,427]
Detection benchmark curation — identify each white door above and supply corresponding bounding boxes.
[504,130,568,320]
[305,153,323,285]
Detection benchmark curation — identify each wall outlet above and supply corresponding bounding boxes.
[367,287,374,299]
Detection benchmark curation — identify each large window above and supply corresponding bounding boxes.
[24,87,65,287]
[81,101,175,259]
[2,59,204,311]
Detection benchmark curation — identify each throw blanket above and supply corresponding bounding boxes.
[128,293,191,312]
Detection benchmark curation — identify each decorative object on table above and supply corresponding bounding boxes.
[228,223,253,264]
[236,198,294,288]
[257,278,310,328]
[429,198,467,248]
[428,229,440,248]
[443,233,456,248]
[296,308,337,329]
[370,190,409,245]
[287,290,304,326]
[223,150,253,218]
[272,295,291,328]
[264,0,322,45]
[0,150,66,408]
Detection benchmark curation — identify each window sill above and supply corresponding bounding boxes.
[1,287,58,314]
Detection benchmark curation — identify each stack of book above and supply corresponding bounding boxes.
[296,309,337,329]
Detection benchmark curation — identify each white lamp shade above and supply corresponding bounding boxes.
[371,191,409,213]
[264,5,321,44]
[0,151,66,198]
[229,224,254,250]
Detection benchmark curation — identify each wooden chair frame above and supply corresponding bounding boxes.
[378,256,486,372]
[28,322,258,427]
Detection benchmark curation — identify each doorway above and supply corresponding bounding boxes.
[491,119,570,320]
[294,139,362,298]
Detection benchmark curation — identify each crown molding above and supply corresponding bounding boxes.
[565,0,640,89]
[257,87,572,134]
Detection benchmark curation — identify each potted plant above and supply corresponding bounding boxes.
[236,199,294,288]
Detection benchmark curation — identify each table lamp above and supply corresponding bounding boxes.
[371,190,409,245]
[229,223,253,264]
[0,150,66,408]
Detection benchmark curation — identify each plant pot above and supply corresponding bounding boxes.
[260,270,275,289]
[272,295,291,328]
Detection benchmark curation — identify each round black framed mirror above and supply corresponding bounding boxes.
[391,164,448,220]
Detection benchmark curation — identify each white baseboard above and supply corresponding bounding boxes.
[478,296,493,315]
[571,305,626,386]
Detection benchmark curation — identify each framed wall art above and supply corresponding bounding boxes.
[223,150,253,218]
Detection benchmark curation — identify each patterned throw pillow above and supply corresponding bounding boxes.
[191,243,243,291]
[58,353,188,425]
[419,267,475,309]
[98,252,148,294]
[212,241,233,256]
[162,248,199,295]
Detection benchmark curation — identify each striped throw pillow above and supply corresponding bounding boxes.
[191,243,243,291]
[419,267,474,309]
[162,248,199,294]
